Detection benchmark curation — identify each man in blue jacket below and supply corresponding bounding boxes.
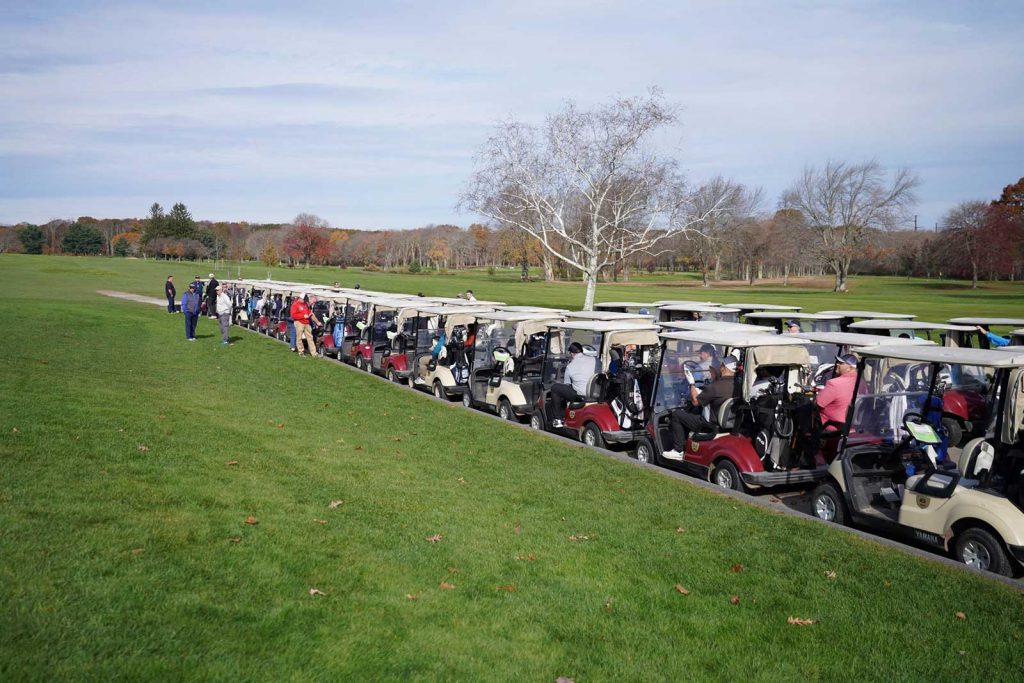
[181,283,202,341]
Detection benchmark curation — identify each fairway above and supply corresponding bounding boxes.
[2,255,1023,680]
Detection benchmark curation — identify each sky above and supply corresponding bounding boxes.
[0,0,1021,230]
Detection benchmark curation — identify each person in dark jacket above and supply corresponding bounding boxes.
[164,275,176,313]
[205,273,219,318]
[181,283,202,340]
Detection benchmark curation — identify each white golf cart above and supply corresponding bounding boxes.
[847,319,976,346]
[946,318,1024,349]
[564,310,656,325]
[795,331,933,388]
[594,302,658,315]
[816,310,916,333]
[412,306,494,400]
[743,312,845,334]
[811,345,1024,576]
[657,304,741,324]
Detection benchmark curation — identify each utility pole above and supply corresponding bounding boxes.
[913,215,918,231]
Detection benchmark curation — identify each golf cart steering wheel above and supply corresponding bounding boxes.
[899,411,927,461]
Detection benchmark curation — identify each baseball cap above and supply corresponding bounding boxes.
[835,353,858,366]
[699,343,716,354]
[721,356,738,370]
[785,319,801,328]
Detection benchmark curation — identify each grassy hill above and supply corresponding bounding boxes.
[1,254,1022,680]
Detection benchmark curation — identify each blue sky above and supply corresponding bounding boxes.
[1,0,1021,229]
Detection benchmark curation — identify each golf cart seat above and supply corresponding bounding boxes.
[567,373,607,410]
[958,437,995,480]
[717,398,737,431]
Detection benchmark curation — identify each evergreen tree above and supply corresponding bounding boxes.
[142,203,166,243]
[62,223,104,255]
[16,224,44,254]
[113,237,131,256]
[166,202,195,239]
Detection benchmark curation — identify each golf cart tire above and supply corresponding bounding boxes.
[387,368,398,383]
[497,398,514,421]
[941,417,964,448]
[462,391,473,409]
[406,374,416,389]
[433,380,446,400]
[711,459,743,491]
[529,410,546,431]
[811,482,848,525]
[634,437,656,464]
[581,423,605,449]
[953,526,1013,576]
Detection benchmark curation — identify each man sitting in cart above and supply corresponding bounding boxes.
[815,353,857,426]
[549,342,599,428]
[664,355,740,458]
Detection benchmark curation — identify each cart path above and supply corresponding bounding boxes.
[98,290,167,307]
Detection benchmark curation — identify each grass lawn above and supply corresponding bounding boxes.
[1,254,1023,680]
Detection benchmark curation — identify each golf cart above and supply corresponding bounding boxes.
[946,318,1024,349]
[531,321,661,448]
[350,297,416,371]
[847,320,976,346]
[658,304,741,324]
[660,321,776,334]
[743,312,845,334]
[464,311,565,419]
[498,306,570,315]
[795,331,932,388]
[412,306,493,400]
[810,345,1024,576]
[726,303,802,318]
[594,302,658,315]
[817,310,916,333]
[635,331,829,490]
[564,310,655,325]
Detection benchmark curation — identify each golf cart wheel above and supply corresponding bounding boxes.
[386,368,398,383]
[497,398,514,421]
[811,482,848,525]
[941,417,964,447]
[711,459,743,491]
[462,391,473,409]
[432,381,445,400]
[529,410,546,431]
[581,423,605,449]
[634,437,656,464]
[406,374,416,389]
[358,356,369,372]
[954,527,1013,576]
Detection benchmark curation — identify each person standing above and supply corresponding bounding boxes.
[164,275,176,313]
[206,273,219,318]
[216,285,233,345]
[291,294,316,356]
[181,283,202,341]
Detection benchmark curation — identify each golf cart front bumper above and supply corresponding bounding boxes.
[512,402,532,417]
[741,466,827,487]
[601,429,646,445]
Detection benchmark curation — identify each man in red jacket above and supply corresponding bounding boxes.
[291,295,317,356]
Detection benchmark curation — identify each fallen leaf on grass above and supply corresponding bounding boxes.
[569,533,594,541]
[557,678,574,683]
[730,564,744,573]
[787,616,817,626]
[245,515,258,525]
[447,566,459,574]
[515,553,538,561]
[456,477,466,484]
[313,518,328,525]
[496,584,517,592]
[228,537,241,544]
[439,581,455,590]
[675,527,686,533]
[958,650,967,656]
[392,436,402,442]
[276,423,284,429]
[883,580,892,588]
[824,570,837,579]
[674,584,690,595]
[406,593,418,601]
[730,596,741,605]
[137,445,150,453]
[514,525,522,534]
[328,500,344,509]
[955,611,967,620]
[604,597,614,613]
[426,534,443,543]
[130,547,144,555]
[226,460,239,466]
[354,445,363,451]
[11,427,18,433]
[309,588,326,596]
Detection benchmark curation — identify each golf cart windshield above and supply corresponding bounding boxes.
[653,339,726,410]
[473,320,517,371]
[851,358,996,442]
[544,328,603,384]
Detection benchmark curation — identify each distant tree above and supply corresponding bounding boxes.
[142,203,166,243]
[940,200,989,288]
[282,214,331,266]
[782,160,918,291]
[16,224,44,254]
[113,237,131,256]
[260,241,280,268]
[62,223,104,255]
[166,202,195,239]
[992,177,1024,217]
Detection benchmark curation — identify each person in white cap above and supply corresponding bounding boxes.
[205,272,220,318]
[664,355,740,458]
[215,285,233,345]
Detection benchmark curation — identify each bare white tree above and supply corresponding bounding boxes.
[461,90,713,309]
[687,177,763,286]
[781,160,919,292]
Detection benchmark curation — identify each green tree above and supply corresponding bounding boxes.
[166,202,195,239]
[62,223,104,255]
[16,225,44,254]
[142,203,166,243]
[260,241,279,267]
[113,236,131,256]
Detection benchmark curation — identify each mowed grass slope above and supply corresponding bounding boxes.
[0,255,1022,680]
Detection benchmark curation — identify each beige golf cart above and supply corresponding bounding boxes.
[564,310,656,325]
[411,305,494,399]
[816,310,916,333]
[946,317,1024,349]
[847,319,976,346]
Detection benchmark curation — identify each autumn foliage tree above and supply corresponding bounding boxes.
[282,214,332,266]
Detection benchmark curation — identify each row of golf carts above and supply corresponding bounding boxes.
[217,279,1024,575]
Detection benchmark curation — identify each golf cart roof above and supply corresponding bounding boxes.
[412,305,494,316]
[594,301,656,308]
[848,319,975,332]
[795,331,933,347]
[660,321,776,333]
[498,305,571,314]
[858,345,1024,367]
[726,303,802,312]
[948,317,1024,327]
[564,310,656,322]
[476,311,565,323]
[659,330,810,348]
[817,310,917,320]
[548,321,660,333]
[743,312,844,321]
[651,299,719,307]
[658,303,741,313]
[426,296,506,306]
